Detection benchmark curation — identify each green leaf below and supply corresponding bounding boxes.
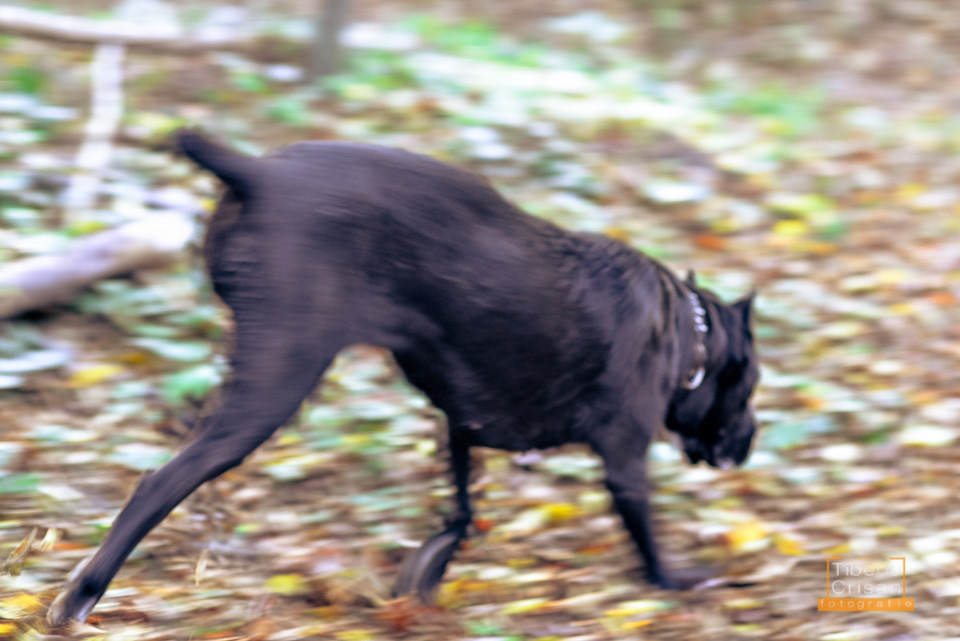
[131,324,182,339]
[111,381,153,399]
[132,338,212,362]
[9,67,47,95]
[107,443,172,471]
[540,453,602,482]
[166,305,223,333]
[29,424,96,444]
[0,473,41,494]
[162,364,222,405]
[766,193,835,219]
[760,416,835,450]
[464,621,511,636]
[264,96,311,126]
[1,207,41,227]
[231,72,268,94]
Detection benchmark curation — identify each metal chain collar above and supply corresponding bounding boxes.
[682,288,708,390]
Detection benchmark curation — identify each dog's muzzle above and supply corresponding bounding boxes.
[678,417,755,470]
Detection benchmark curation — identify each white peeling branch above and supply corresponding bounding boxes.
[61,43,125,222]
[0,6,255,53]
[0,214,196,319]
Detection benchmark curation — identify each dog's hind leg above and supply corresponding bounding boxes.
[48,332,341,626]
[393,427,472,602]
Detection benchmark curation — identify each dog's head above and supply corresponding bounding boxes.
[666,284,759,469]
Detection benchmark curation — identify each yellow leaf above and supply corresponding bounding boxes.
[622,620,654,630]
[0,593,43,618]
[435,577,465,603]
[277,433,303,446]
[725,598,765,610]
[415,438,436,456]
[760,118,790,136]
[68,364,125,388]
[340,434,371,448]
[336,630,374,641]
[888,302,914,316]
[774,534,805,556]
[726,521,768,551]
[68,220,109,236]
[824,543,851,556]
[876,269,909,285]
[605,599,672,617]
[116,350,153,365]
[3,52,30,66]
[501,597,550,615]
[603,227,631,243]
[749,173,775,189]
[265,573,309,596]
[542,503,580,523]
[0,623,16,635]
[772,220,808,238]
[312,605,346,620]
[895,182,927,203]
[807,241,837,255]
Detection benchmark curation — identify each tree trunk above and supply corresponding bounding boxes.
[312,0,350,80]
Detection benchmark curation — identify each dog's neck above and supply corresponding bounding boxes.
[680,285,708,390]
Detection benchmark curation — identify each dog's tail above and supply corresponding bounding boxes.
[177,129,260,197]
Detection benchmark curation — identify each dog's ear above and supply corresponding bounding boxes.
[733,291,756,327]
[685,270,696,287]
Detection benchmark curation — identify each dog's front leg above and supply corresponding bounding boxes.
[394,428,472,602]
[48,329,339,626]
[594,423,709,591]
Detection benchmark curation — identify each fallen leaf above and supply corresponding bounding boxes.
[0,528,36,575]
[774,533,805,556]
[694,233,730,250]
[726,521,768,551]
[501,597,550,614]
[67,364,125,387]
[265,573,309,596]
[0,593,43,618]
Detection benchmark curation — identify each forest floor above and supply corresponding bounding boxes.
[2,2,960,639]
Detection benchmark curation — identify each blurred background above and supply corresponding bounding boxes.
[1,1,959,639]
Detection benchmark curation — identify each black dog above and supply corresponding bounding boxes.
[49,130,758,625]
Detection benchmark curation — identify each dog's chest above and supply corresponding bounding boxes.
[453,414,577,451]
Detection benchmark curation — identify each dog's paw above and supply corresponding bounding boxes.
[47,583,100,627]
[656,566,714,591]
[47,556,102,627]
[393,530,464,603]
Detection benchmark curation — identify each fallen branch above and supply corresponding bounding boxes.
[0,214,196,319]
[0,6,256,53]
[61,42,125,223]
